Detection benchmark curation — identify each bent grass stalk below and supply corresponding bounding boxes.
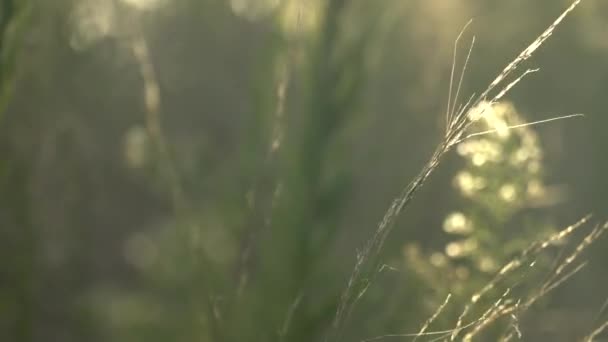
[328,1,585,340]
[359,217,606,342]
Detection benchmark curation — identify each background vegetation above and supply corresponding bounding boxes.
[1,0,607,341]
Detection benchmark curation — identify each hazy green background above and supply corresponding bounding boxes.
[1,0,607,341]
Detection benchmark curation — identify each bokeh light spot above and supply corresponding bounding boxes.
[69,1,116,50]
[230,0,281,21]
[120,0,166,11]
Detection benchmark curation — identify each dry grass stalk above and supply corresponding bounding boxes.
[329,1,585,340]
[584,320,608,342]
[457,220,607,341]
[359,218,604,341]
[413,293,452,342]
[131,28,223,341]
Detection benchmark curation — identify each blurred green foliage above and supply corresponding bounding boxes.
[403,101,557,333]
[0,0,29,109]
[1,0,607,341]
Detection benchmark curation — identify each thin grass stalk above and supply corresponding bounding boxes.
[413,293,452,342]
[584,320,608,342]
[130,27,222,341]
[458,220,607,341]
[449,216,590,340]
[233,1,306,299]
[329,2,584,340]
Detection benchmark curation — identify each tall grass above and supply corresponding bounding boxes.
[115,0,608,341]
[3,0,606,341]
[1,1,35,341]
[329,1,586,340]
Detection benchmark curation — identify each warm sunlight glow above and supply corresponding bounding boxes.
[488,103,509,135]
[70,1,116,50]
[280,0,321,36]
[230,0,281,20]
[457,139,503,167]
[445,239,477,258]
[477,256,497,273]
[443,212,473,235]
[526,179,545,198]
[499,183,517,202]
[120,0,166,10]
[467,101,492,122]
[430,252,448,267]
[454,171,486,196]
[124,126,149,169]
